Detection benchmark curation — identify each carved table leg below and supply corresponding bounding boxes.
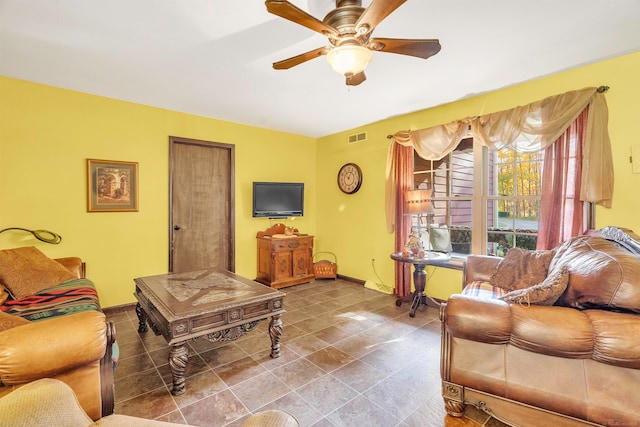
[135,303,148,332]
[169,342,189,395]
[269,314,282,358]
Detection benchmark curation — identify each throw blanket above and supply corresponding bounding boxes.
[0,279,101,321]
[598,226,640,256]
[462,281,506,299]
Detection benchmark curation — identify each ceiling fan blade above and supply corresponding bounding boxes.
[369,38,441,59]
[355,0,407,34]
[266,0,339,37]
[346,72,366,86]
[273,46,330,70]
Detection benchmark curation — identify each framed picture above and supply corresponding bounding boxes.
[87,159,139,212]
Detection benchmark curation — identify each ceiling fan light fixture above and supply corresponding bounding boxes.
[326,45,372,77]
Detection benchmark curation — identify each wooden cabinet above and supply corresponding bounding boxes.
[256,234,314,289]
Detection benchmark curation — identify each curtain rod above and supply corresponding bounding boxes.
[387,85,610,139]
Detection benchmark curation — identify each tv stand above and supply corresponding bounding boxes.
[255,224,314,289]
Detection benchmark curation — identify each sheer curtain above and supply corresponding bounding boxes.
[388,143,414,297]
[385,87,613,281]
[537,108,589,250]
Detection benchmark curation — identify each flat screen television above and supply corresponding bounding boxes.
[252,182,304,218]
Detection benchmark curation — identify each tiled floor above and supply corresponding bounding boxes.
[107,279,508,427]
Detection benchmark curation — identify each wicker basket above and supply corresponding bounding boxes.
[313,252,337,279]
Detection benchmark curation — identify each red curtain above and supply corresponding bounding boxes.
[537,108,589,250]
[392,143,414,297]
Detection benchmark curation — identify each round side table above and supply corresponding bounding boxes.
[390,251,451,317]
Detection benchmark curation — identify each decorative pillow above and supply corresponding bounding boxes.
[0,246,76,299]
[489,247,555,291]
[500,266,569,306]
[0,311,30,332]
[429,225,452,253]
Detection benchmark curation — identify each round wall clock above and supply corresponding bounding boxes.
[337,163,363,194]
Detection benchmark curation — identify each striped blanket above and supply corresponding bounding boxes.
[0,278,101,322]
[462,280,506,299]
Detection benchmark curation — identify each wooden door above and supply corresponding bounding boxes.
[169,136,234,273]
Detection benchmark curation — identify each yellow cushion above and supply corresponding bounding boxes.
[0,246,76,299]
[0,379,93,426]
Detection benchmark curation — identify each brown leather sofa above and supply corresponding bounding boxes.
[440,234,640,426]
[0,255,115,420]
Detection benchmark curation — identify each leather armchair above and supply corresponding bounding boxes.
[0,257,115,420]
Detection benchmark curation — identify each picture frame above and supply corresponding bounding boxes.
[87,159,139,212]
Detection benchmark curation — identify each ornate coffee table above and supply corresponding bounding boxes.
[134,269,285,395]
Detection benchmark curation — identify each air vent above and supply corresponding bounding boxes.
[347,132,367,144]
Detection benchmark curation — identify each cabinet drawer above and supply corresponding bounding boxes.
[272,238,311,252]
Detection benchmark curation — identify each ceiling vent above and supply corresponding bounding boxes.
[348,132,367,144]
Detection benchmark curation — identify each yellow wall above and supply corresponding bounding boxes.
[316,51,640,300]
[2,51,638,307]
[0,77,316,307]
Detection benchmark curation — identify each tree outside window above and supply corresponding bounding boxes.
[488,148,542,256]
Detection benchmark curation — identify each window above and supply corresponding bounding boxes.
[413,138,474,254]
[412,138,548,256]
[486,148,542,256]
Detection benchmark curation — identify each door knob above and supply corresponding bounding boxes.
[173,225,181,231]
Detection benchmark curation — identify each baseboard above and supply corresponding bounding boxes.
[103,302,136,316]
[336,274,365,285]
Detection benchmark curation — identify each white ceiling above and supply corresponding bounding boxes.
[1,0,639,138]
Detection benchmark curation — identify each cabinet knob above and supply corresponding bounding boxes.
[174,225,182,231]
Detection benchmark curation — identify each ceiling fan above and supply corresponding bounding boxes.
[265,0,441,86]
